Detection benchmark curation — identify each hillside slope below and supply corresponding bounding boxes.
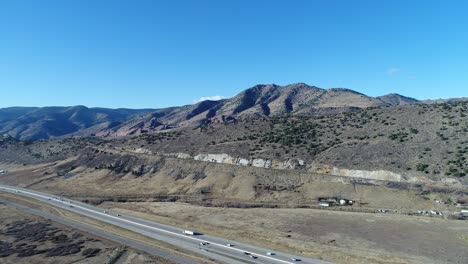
[2,100,465,186]
[117,100,468,185]
[0,83,422,139]
[0,106,154,140]
[101,83,420,137]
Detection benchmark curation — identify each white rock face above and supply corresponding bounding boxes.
[330,167,402,182]
[175,153,192,159]
[194,153,236,164]
[252,159,272,168]
[238,158,249,166]
[278,158,305,170]
[177,153,276,169]
[161,152,451,185]
[122,150,461,186]
[162,153,192,159]
[133,148,153,155]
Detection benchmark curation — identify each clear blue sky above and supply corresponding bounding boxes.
[0,0,467,109]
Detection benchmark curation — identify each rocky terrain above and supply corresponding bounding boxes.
[1,83,424,140]
[0,220,102,259]
[0,83,466,214]
[98,83,421,137]
[0,203,164,264]
[113,100,468,186]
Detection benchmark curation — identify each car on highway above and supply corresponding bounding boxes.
[291,257,301,261]
[250,255,257,259]
[226,243,233,247]
[266,252,275,255]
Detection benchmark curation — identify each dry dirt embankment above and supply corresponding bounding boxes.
[133,149,463,185]
[1,149,467,214]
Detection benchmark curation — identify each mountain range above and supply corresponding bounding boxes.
[0,82,466,192]
[0,83,424,140]
[0,106,153,140]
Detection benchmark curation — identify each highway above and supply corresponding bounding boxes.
[0,198,201,264]
[0,184,333,264]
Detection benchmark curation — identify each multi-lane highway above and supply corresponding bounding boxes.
[0,198,202,264]
[0,184,332,264]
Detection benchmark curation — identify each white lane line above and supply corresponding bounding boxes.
[0,185,298,264]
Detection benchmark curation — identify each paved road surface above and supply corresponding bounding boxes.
[0,198,201,264]
[0,184,333,264]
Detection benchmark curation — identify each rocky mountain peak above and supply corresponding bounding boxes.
[0,83,430,140]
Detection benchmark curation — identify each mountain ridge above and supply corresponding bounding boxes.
[0,106,155,140]
[98,83,420,137]
[0,83,465,140]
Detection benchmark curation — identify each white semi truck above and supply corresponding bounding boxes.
[183,230,195,236]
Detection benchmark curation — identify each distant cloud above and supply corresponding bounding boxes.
[193,95,226,103]
[387,68,401,75]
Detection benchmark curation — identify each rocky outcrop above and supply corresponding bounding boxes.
[194,153,236,164]
[238,158,249,166]
[329,167,402,182]
[159,152,305,170]
[311,166,464,186]
[252,159,272,168]
[133,148,153,155]
[124,148,463,186]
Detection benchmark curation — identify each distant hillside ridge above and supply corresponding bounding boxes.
[97,83,424,137]
[2,83,465,140]
[0,99,466,187]
[0,106,154,140]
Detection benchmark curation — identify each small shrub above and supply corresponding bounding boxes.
[416,163,429,172]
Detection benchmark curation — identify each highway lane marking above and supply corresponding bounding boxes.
[0,185,300,264]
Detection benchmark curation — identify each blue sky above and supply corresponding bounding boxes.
[0,0,467,108]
